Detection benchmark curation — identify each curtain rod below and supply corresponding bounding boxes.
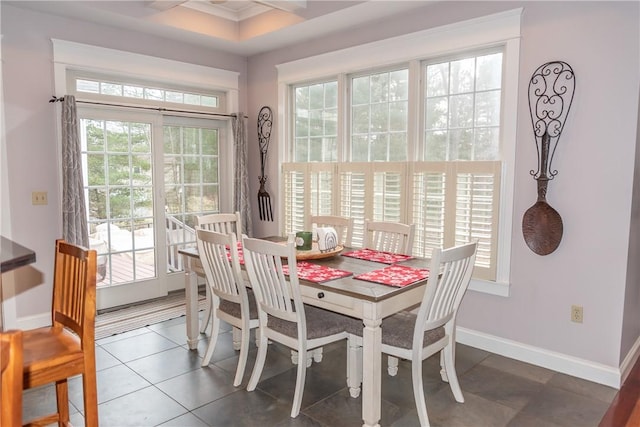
[48,96,247,119]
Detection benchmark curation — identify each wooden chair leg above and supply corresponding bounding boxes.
[82,371,99,427]
[55,379,70,426]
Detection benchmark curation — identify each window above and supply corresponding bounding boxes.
[69,71,225,112]
[279,9,521,294]
[54,39,238,308]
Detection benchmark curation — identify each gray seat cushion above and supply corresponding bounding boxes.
[218,288,259,320]
[268,305,360,340]
[347,310,445,350]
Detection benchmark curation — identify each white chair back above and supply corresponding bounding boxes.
[310,215,354,247]
[195,229,245,304]
[363,220,415,255]
[416,241,477,342]
[197,211,243,236]
[242,237,303,328]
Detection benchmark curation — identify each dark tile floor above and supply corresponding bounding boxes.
[23,313,618,426]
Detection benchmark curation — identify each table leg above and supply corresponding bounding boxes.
[183,260,200,350]
[362,316,382,427]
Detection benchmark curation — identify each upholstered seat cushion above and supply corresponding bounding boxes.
[268,305,360,339]
[218,288,259,320]
[347,310,445,350]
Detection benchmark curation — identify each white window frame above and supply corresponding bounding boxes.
[277,9,522,297]
[52,39,240,222]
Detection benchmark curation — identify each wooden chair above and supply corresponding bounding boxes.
[363,220,415,255]
[310,215,354,247]
[196,229,259,386]
[196,212,244,335]
[348,242,477,426]
[1,330,23,427]
[242,237,360,418]
[22,239,98,427]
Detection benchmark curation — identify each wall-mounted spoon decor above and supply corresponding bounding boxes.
[522,61,575,255]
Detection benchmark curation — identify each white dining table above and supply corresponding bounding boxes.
[179,243,428,427]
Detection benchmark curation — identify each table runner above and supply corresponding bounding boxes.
[354,265,429,287]
[341,248,413,264]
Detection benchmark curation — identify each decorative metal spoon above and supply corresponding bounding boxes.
[522,61,575,255]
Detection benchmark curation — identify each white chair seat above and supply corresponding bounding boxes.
[348,311,445,350]
[269,305,360,340]
[219,289,258,320]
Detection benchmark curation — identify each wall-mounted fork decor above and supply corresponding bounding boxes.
[257,106,273,221]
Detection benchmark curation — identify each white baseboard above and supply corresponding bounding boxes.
[14,312,51,331]
[619,334,640,386]
[457,326,622,389]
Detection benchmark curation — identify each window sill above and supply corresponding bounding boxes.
[469,278,510,297]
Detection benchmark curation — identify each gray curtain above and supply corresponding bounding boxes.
[232,113,253,237]
[61,95,89,248]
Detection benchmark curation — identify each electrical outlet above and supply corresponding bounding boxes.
[571,305,583,323]
[32,191,48,205]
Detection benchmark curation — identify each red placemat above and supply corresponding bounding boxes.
[283,262,353,283]
[354,265,429,287]
[225,242,245,265]
[341,248,413,264]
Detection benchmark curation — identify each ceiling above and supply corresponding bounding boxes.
[7,1,433,56]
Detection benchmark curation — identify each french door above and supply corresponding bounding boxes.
[79,108,227,310]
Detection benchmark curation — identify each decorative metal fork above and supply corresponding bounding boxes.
[257,106,273,221]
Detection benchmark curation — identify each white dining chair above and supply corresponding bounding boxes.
[197,212,244,336]
[242,237,360,417]
[363,219,415,255]
[196,229,259,386]
[348,241,477,426]
[310,215,354,247]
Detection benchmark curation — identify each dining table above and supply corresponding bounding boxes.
[179,240,430,427]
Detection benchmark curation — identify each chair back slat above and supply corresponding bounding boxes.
[243,238,300,325]
[197,212,243,236]
[310,215,354,247]
[364,220,415,255]
[196,229,244,304]
[52,239,97,345]
[418,242,477,335]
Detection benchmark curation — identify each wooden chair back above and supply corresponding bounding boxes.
[363,220,415,255]
[52,239,98,344]
[1,330,23,427]
[310,215,354,247]
[22,239,98,426]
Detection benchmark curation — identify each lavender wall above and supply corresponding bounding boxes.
[246,1,640,371]
[2,0,639,379]
[0,4,248,322]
